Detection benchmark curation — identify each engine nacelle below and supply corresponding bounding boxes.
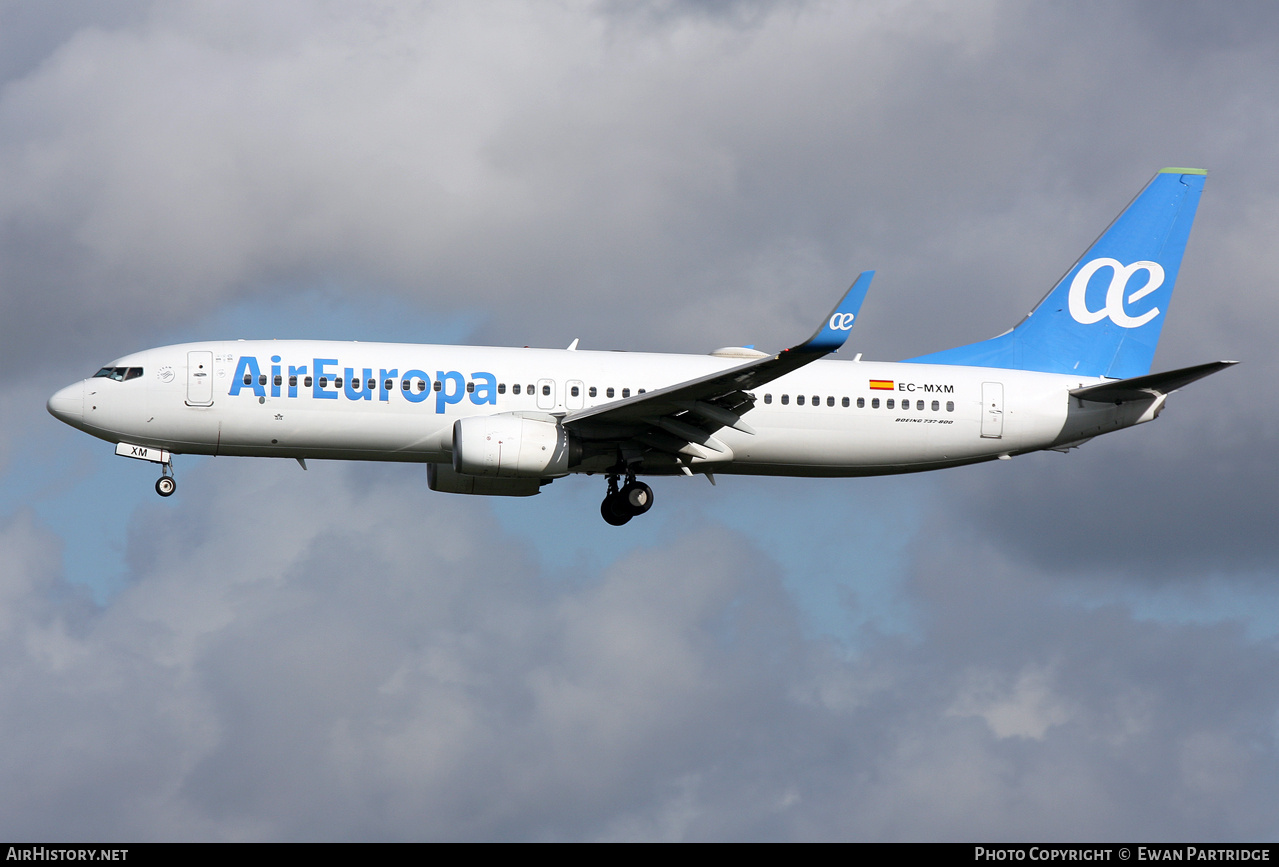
[427,462,541,496]
[452,414,579,478]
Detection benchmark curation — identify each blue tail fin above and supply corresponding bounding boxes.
[907,168,1206,378]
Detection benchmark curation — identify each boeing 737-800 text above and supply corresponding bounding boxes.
[48,168,1233,524]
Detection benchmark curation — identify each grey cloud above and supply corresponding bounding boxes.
[1,461,806,840]
[6,1,1278,369]
[0,0,148,86]
[925,388,1279,579]
[2,461,1278,841]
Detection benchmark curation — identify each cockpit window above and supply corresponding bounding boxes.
[93,366,143,382]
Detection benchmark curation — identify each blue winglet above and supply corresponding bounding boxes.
[795,270,875,354]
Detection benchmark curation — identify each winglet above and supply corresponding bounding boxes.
[793,270,874,354]
[562,270,875,430]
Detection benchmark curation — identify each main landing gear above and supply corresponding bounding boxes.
[155,463,177,497]
[601,473,653,526]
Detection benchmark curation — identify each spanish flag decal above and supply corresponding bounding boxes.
[869,380,894,390]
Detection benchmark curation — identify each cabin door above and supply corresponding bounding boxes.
[186,351,214,407]
[980,382,1004,438]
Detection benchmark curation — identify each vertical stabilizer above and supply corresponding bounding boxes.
[908,168,1206,378]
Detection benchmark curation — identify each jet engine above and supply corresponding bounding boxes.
[452,414,580,478]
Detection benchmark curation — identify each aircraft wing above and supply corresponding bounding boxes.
[1070,360,1237,403]
[562,272,873,461]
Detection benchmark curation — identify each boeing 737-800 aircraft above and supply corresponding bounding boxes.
[48,168,1233,524]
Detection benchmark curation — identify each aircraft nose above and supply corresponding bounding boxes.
[47,381,84,424]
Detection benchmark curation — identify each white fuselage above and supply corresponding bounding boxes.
[48,340,1156,478]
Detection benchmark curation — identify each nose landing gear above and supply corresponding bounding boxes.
[601,473,653,525]
[155,463,176,497]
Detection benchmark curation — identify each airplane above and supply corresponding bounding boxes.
[48,168,1234,525]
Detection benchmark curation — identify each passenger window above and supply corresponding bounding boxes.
[417,379,427,393]
[607,387,615,398]
[383,379,392,391]
[931,400,939,411]
[542,384,551,396]
[289,376,297,387]
[622,388,630,398]
[466,382,475,393]
[946,401,954,412]
[274,375,283,387]
[402,379,411,391]
[318,376,328,387]
[764,394,772,404]
[857,397,865,408]
[305,376,313,387]
[368,378,376,390]
[639,388,646,394]
[498,383,506,394]
[841,397,849,407]
[872,398,880,409]
[812,395,819,406]
[243,374,252,386]
[781,394,790,405]
[513,384,521,395]
[796,395,805,406]
[916,400,924,410]
[589,386,596,397]
[827,396,835,407]
[335,377,343,388]
[886,398,895,409]
[433,381,442,392]
[526,384,534,395]
[570,385,579,397]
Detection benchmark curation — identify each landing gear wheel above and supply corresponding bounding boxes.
[601,495,631,526]
[155,476,176,497]
[618,481,653,516]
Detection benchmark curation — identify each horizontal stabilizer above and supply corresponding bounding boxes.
[1070,360,1237,403]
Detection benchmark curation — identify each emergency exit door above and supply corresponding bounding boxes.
[536,378,556,410]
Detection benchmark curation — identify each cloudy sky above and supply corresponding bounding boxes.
[2,0,1278,842]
